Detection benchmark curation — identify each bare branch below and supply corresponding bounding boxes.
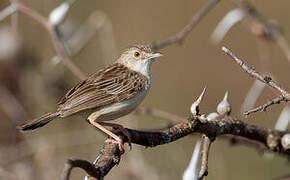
[151,0,220,50]
[222,46,289,115]
[241,79,266,114]
[9,0,86,80]
[222,47,288,96]
[62,115,290,179]
[198,135,212,180]
[244,96,287,116]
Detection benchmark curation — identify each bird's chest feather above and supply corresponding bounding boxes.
[92,87,150,121]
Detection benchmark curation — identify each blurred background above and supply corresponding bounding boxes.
[0,0,289,179]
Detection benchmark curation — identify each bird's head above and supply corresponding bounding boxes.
[117,44,163,78]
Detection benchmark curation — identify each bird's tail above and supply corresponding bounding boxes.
[17,112,60,131]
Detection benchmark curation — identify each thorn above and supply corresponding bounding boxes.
[182,140,201,180]
[190,87,206,115]
[49,2,70,26]
[217,91,232,116]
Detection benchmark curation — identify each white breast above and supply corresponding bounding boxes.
[96,88,150,121]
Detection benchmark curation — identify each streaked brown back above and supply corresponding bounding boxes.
[57,63,149,117]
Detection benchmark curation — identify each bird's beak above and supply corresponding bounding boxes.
[150,52,163,59]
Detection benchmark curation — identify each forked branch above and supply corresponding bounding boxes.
[222,46,290,115]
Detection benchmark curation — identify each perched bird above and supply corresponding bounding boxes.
[17,44,162,151]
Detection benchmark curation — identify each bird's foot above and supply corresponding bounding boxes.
[100,122,132,151]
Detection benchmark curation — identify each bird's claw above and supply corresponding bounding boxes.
[112,125,132,151]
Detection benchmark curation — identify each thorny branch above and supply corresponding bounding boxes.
[151,0,220,50]
[9,0,86,80]
[198,135,212,180]
[6,0,289,179]
[222,47,290,115]
[136,106,276,158]
[138,107,273,155]
[62,115,290,179]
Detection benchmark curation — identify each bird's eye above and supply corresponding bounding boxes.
[134,51,140,58]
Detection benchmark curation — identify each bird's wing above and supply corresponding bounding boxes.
[57,63,148,116]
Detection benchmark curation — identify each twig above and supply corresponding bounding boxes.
[151,0,220,50]
[198,135,212,180]
[9,0,86,80]
[244,96,286,115]
[240,35,272,113]
[222,47,288,96]
[62,115,290,179]
[240,79,266,114]
[222,46,290,115]
[0,4,17,22]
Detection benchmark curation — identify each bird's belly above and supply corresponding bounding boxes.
[95,89,148,121]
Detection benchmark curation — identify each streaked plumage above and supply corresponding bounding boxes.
[57,63,149,117]
[17,45,162,137]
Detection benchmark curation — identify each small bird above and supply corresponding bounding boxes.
[17,44,162,151]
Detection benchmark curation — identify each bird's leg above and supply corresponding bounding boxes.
[88,114,125,153]
[99,122,132,150]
